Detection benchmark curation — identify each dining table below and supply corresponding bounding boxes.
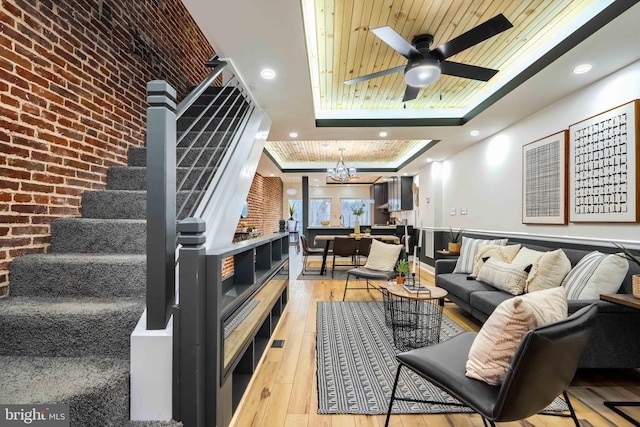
[313,234,401,275]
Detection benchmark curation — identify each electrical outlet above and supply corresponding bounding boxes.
[450,208,456,216]
[461,207,468,215]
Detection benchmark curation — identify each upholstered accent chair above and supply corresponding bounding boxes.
[385,304,598,427]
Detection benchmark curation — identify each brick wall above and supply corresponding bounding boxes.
[0,0,215,296]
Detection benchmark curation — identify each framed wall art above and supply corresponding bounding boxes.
[522,130,568,224]
[568,99,639,223]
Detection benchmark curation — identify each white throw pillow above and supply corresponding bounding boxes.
[563,251,629,300]
[524,248,571,293]
[453,237,508,274]
[465,287,568,385]
[471,244,521,277]
[476,258,529,295]
[364,239,403,272]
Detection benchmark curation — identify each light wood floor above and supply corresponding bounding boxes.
[229,248,640,426]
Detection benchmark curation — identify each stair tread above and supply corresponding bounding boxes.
[1,296,144,316]
[14,253,146,262]
[0,355,128,404]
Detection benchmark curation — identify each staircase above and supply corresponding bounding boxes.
[1,85,250,426]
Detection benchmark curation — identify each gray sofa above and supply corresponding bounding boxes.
[435,241,640,369]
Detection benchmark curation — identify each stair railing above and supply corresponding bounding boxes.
[145,57,253,330]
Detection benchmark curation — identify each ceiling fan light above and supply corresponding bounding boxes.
[404,57,441,87]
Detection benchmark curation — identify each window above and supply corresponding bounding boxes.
[340,199,371,225]
[287,199,303,224]
[309,199,331,226]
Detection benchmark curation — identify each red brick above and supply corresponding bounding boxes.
[8,158,45,172]
[12,225,49,235]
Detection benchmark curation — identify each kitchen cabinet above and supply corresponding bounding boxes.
[388,176,413,211]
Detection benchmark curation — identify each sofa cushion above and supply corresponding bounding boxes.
[436,273,497,305]
[465,287,568,385]
[563,251,628,300]
[364,239,403,272]
[469,290,514,317]
[454,237,508,274]
[471,244,522,277]
[476,258,529,295]
[522,248,572,293]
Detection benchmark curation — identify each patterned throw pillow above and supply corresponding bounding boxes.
[563,251,628,300]
[465,287,568,385]
[517,248,571,293]
[476,258,530,295]
[471,244,522,277]
[453,237,508,274]
[364,239,403,272]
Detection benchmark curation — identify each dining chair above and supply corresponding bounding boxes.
[356,237,373,266]
[331,237,357,278]
[385,304,598,427]
[300,234,325,274]
[288,220,300,253]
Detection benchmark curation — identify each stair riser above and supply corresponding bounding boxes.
[82,191,196,220]
[108,167,216,191]
[0,304,143,358]
[51,219,146,254]
[9,255,146,298]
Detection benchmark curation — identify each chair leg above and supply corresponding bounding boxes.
[331,255,336,278]
[563,390,580,427]
[302,253,308,274]
[384,366,403,427]
[343,275,350,301]
[481,418,495,427]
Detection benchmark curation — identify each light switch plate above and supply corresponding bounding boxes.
[450,208,456,216]
[461,207,468,215]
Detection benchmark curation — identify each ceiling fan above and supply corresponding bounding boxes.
[344,14,513,102]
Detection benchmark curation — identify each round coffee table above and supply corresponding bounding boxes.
[385,284,448,351]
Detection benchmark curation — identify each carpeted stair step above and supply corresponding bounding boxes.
[0,356,130,427]
[126,421,183,426]
[50,218,146,254]
[177,116,241,132]
[177,130,230,148]
[81,190,195,219]
[108,166,215,191]
[180,101,248,117]
[0,296,144,358]
[9,253,146,298]
[127,145,226,167]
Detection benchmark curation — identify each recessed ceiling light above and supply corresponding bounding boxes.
[269,173,275,177]
[426,158,433,163]
[261,68,276,79]
[321,143,329,149]
[573,64,592,74]
[379,131,388,137]
[289,131,298,138]
[470,130,480,136]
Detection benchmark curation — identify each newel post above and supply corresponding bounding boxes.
[146,80,177,330]
[175,218,207,426]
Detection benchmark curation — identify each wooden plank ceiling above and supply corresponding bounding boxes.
[315,0,598,110]
[266,0,604,170]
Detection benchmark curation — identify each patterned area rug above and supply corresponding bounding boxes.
[316,301,569,415]
[223,300,259,339]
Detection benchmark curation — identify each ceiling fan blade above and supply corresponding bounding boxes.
[371,26,421,59]
[344,65,405,85]
[433,14,513,60]
[402,85,420,102]
[440,60,499,81]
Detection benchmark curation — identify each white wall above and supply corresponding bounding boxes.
[422,59,640,248]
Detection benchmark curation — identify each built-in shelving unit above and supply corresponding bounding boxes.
[205,232,290,426]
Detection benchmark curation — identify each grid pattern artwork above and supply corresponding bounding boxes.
[522,131,567,224]
[569,100,638,222]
